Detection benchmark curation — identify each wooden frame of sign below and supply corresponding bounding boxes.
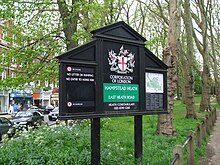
[57,22,168,120]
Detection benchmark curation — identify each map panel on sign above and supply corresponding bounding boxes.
[145,73,163,93]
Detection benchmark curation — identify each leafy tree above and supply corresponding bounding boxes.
[0,1,63,89]
[0,0,126,89]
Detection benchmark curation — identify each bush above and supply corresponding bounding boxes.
[0,123,91,164]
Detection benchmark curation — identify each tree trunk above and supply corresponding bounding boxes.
[157,0,181,136]
[181,67,186,104]
[157,47,177,136]
[200,1,211,111]
[176,69,181,100]
[208,1,220,105]
[200,65,211,111]
[182,0,196,118]
[57,0,79,50]
[192,1,211,112]
[216,82,220,104]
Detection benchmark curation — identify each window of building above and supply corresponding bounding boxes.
[11,72,16,78]
[1,28,9,45]
[2,28,7,40]
[36,80,40,86]
[12,34,18,46]
[11,57,16,63]
[45,81,49,87]
[1,70,6,80]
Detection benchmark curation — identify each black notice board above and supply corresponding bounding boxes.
[64,65,96,113]
[57,21,168,119]
[146,93,163,110]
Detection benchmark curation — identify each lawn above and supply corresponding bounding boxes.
[100,96,216,164]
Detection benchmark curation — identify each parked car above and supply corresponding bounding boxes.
[10,111,44,127]
[0,117,13,141]
[48,107,59,121]
[43,105,54,114]
[28,105,44,114]
[28,105,40,110]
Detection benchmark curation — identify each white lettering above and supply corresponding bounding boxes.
[105,86,127,90]
[82,78,90,81]
[109,74,133,84]
[127,86,138,91]
[72,73,79,76]
[71,78,78,81]
[108,95,116,99]
[116,95,135,100]
[83,74,94,77]
[72,68,81,71]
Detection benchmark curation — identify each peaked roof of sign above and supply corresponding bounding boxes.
[91,21,146,42]
[57,21,147,60]
[145,47,168,69]
[56,21,168,69]
[56,39,97,61]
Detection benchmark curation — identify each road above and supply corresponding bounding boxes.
[0,113,56,125]
[43,115,56,125]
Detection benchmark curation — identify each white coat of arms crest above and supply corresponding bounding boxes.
[108,46,135,74]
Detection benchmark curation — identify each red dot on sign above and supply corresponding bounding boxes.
[67,102,72,107]
[67,67,71,72]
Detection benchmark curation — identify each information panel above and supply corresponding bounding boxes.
[146,93,163,110]
[145,72,164,110]
[103,43,139,111]
[66,66,95,113]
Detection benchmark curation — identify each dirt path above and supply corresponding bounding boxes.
[200,111,220,165]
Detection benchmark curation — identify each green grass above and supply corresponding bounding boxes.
[0,95,218,164]
[101,95,217,164]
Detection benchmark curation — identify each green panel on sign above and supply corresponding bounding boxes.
[103,83,139,102]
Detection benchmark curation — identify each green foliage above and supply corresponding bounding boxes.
[0,124,92,165]
[0,1,64,89]
[0,0,127,89]
[212,101,220,109]
[194,71,202,94]
[0,97,212,164]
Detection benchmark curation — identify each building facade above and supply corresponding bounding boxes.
[0,19,59,114]
[32,90,51,107]
[0,19,11,113]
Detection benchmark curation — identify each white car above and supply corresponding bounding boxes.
[48,107,59,121]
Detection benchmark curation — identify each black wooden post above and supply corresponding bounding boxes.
[91,118,101,165]
[134,115,143,164]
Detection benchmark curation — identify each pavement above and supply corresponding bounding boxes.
[0,113,12,119]
[200,110,220,165]
[0,113,52,125]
